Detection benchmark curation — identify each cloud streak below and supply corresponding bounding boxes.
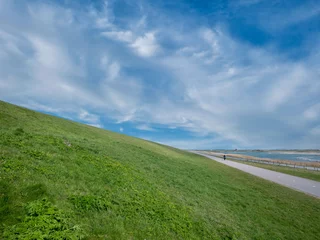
[0,0,319,149]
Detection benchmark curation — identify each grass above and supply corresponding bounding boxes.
[0,100,319,239]
[227,159,320,182]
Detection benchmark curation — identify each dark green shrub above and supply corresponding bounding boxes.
[14,128,24,136]
[3,198,84,239]
[22,183,48,202]
[69,195,110,212]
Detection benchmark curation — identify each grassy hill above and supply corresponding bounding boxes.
[0,100,319,239]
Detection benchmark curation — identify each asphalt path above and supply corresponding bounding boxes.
[192,151,320,198]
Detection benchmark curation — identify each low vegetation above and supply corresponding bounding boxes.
[1,100,320,239]
[227,159,320,182]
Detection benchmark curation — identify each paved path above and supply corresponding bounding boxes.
[192,151,320,198]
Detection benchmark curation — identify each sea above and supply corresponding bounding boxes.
[217,150,320,162]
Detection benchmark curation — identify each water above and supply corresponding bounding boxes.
[219,151,320,162]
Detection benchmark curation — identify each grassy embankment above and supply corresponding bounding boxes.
[1,100,320,239]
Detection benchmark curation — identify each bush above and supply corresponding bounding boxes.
[3,198,84,239]
[69,195,110,212]
[14,128,24,136]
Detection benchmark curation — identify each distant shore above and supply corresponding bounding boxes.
[198,151,320,169]
[210,150,320,156]
[268,150,320,155]
[209,149,320,156]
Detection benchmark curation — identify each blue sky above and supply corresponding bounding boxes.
[1,0,320,149]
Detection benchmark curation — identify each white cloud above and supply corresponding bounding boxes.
[255,2,320,32]
[1,0,320,150]
[89,0,113,29]
[28,35,75,75]
[19,101,64,114]
[131,32,159,57]
[0,1,143,124]
[102,30,160,57]
[155,139,213,150]
[87,123,104,129]
[151,137,234,150]
[108,62,121,80]
[100,55,121,81]
[264,66,307,112]
[102,30,133,42]
[116,110,137,123]
[18,101,104,129]
[202,28,219,52]
[98,7,159,59]
[135,25,320,148]
[119,127,124,132]
[304,103,320,121]
[233,0,264,6]
[287,6,320,25]
[79,110,101,124]
[136,124,156,131]
[0,30,24,56]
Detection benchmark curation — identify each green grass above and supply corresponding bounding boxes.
[227,159,320,182]
[0,100,319,240]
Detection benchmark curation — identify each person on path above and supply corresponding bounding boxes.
[223,155,226,160]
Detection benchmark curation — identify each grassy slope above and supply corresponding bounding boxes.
[229,159,320,182]
[0,100,319,240]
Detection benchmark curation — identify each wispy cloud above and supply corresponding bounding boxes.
[0,0,319,149]
[78,110,103,127]
[136,124,156,131]
[102,30,134,42]
[131,32,159,57]
[102,29,160,57]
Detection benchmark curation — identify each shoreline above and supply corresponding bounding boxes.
[210,150,320,156]
[269,151,320,156]
[198,151,320,169]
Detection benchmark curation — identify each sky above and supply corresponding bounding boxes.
[0,0,320,150]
